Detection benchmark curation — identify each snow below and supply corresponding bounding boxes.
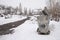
[0,16,60,40]
[0,15,27,25]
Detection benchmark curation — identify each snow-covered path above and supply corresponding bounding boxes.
[0,15,27,25]
[0,20,60,40]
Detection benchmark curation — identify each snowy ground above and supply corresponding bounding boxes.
[0,16,60,40]
[0,15,27,25]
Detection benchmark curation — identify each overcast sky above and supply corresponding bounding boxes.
[0,0,47,9]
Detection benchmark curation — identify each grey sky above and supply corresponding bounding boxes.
[0,0,47,9]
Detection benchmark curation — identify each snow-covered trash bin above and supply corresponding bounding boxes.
[37,10,50,35]
[37,15,50,35]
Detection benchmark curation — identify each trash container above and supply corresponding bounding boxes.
[37,15,50,35]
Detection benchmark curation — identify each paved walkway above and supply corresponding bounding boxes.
[0,17,30,35]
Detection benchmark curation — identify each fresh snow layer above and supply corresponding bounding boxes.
[0,17,60,40]
[0,15,27,25]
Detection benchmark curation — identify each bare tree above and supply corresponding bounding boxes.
[24,8,27,16]
[29,9,33,16]
[47,0,60,21]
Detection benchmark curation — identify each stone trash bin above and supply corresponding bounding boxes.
[37,15,50,35]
